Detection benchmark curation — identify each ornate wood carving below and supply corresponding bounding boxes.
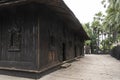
[8,25,21,52]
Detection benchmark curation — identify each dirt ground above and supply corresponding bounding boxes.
[0,54,120,80]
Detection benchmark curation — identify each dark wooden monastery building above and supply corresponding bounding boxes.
[0,0,89,76]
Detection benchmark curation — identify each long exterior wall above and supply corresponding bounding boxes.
[0,4,85,72]
[0,5,38,71]
[38,6,84,70]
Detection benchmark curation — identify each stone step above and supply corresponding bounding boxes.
[75,58,80,61]
[61,63,71,68]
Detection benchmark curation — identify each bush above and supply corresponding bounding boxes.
[111,45,120,60]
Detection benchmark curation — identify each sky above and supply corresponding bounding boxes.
[63,0,107,24]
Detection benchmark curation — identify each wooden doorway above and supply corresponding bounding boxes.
[74,45,77,57]
[62,43,66,61]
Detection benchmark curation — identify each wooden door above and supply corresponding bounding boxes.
[62,43,66,61]
[74,45,77,57]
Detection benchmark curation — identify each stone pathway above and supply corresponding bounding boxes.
[0,54,120,80]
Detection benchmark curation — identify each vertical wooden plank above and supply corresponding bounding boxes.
[0,20,1,60]
[37,16,40,69]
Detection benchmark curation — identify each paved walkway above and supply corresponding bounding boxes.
[0,54,120,80]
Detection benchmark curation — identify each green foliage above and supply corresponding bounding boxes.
[83,23,92,38]
[83,12,105,53]
[102,0,120,45]
[83,0,120,53]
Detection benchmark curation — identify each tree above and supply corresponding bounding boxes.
[102,0,120,45]
[83,0,120,54]
[83,11,107,54]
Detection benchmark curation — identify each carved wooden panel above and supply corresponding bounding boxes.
[8,24,21,52]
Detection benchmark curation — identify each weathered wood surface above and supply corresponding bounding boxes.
[0,3,87,76]
[0,5,38,71]
[38,6,85,71]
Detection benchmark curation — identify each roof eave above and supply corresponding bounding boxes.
[0,0,90,40]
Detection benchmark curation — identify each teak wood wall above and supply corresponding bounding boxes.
[0,4,85,73]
